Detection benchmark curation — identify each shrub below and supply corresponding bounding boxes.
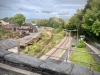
[54,28,60,33]
[77,43,85,48]
[32,45,39,52]
[63,31,66,37]
[80,40,84,43]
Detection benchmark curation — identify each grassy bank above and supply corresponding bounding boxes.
[0,30,11,39]
[22,28,66,57]
[69,42,100,72]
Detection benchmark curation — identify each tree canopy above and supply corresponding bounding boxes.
[31,20,36,24]
[2,17,9,21]
[12,14,25,26]
[36,17,65,29]
[65,0,100,42]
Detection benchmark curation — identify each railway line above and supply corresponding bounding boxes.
[40,34,72,61]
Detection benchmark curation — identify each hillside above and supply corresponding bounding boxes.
[25,18,39,23]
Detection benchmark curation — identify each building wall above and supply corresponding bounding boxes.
[20,26,30,29]
[0,20,9,25]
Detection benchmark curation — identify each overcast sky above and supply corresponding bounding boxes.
[0,0,87,19]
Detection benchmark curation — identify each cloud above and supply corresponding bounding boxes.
[53,0,87,5]
[0,3,14,9]
[18,8,36,12]
[0,4,8,8]
[41,9,54,13]
[53,0,87,10]
[58,10,70,15]
[54,4,86,10]
[0,0,87,19]
[0,0,42,11]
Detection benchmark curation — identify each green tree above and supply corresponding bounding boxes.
[66,0,100,42]
[65,9,84,35]
[12,14,25,26]
[48,17,65,28]
[2,17,9,21]
[82,0,100,37]
[36,17,65,29]
[8,17,13,23]
[92,19,100,36]
[36,19,49,26]
[31,20,35,24]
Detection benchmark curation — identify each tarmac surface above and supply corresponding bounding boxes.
[17,29,42,46]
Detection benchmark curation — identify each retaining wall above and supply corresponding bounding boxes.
[0,49,100,75]
[0,67,24,75]
[85,42,100,65]
[93,43,100,51]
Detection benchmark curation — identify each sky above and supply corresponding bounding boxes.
[0,0,87,20]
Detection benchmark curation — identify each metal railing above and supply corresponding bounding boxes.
[43,46,100,71]
[1,38,100,72]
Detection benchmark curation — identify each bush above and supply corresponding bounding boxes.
[32,45,39,52]
[77,43,85,48]
[54,26,63,33]
[80,40,84,43]
[54,28,60,33]
[63,31,66,37]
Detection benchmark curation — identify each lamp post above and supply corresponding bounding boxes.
[18,41,20,54]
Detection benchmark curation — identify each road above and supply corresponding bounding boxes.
[40,35,72,61]
[17,29,42,46]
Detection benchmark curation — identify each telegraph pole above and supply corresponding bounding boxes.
[18,41,20,54]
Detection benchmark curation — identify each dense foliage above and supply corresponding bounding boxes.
[31,20,36,24]
[65,9,84,35]
[2,14,26,26]
[12,14,25,26]
[76,40,85,48]
[66,0,100,42]
[36,17,65,29]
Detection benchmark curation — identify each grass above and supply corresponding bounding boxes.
[0,30,11,39]
[69,47,100,72]
[22,29,66,57]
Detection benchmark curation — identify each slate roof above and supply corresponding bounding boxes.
[22,23,37,31]
[0,38,18,50]
[28,23,37,30]
[2,24,19,28]
[9,24,19,28]
[2,19,9,22]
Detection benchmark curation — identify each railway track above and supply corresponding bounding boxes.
[40,35,72,60]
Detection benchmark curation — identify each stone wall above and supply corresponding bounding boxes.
[0,49,100,75]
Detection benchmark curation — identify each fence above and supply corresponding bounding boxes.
[38,44,100,72]
[1,38,100,72]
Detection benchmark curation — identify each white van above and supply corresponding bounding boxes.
[80,35,85,40]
